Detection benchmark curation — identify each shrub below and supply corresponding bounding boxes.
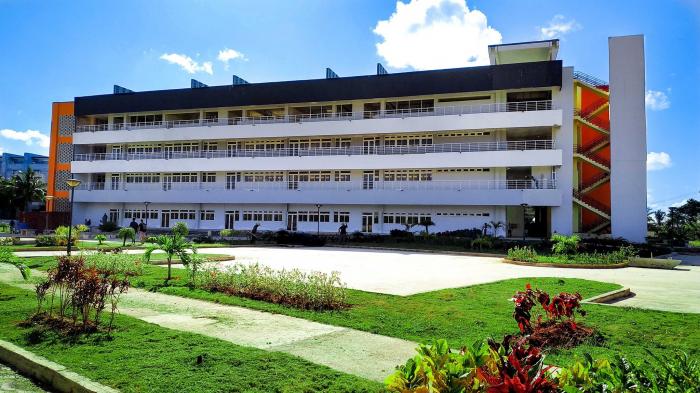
[219,229,233,238]
[192,234,214,244]
[35,234,57,247]
[94,234,107,245]
[470,235,493,251]
[117,227,136,246]
[0,237,19,245]
[389,229,413,238]
[197,263,348,311]
[0,223,10,233]
[33,255,131,333]
[275,230,326,246]
[84,253,143,278]
[98,221,118,232]
[143,223,196,281]
[551,233,580,255]
[54,225,79,246]
[690,239,700,248]
[507,245,538,261]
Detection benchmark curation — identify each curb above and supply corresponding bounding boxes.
[583,287,632,304]
[502,258,629,269]
[325,244,506,258]
[0,340,118,393]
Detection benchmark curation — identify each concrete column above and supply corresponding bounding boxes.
[609,35,647,242]
[550,66,574,235]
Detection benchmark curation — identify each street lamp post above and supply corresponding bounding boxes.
[520,203,529,242]
[144,201,151,239]
[44,195,54,233]
[315,204,322,235]
[65,178,82,256]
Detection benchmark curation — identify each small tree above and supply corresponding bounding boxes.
[94,234,107,245]
[118,227,135,246]
[489,221,505,237]
[143,223,195,282]
[551,234,580,255]
[418,218,435,235]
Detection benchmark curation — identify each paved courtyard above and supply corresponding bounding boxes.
[199,247,700,313]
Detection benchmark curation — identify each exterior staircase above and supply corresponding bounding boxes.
[579,172,610,194]
[574,148,610,171]
[582,217,611,234]
[573,71,610,94]
[574,110,610,135]
[573,191,611,220]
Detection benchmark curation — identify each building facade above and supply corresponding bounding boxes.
[48,37,647,242]
[0,152,49,181]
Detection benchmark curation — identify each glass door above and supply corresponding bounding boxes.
[363,137,380,154]
[225,211,238,229]
[160,210,171,228]
[362,171,376,190]
[362,213,374,233]
[110,174,121,190]
[288,173,299,190]
[287,212,298,231]
[162,174,173,191]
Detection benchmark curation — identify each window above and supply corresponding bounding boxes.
[169,173,198,183]
[203,141,218,152]
[241,210,283,222]
[202,173,217,183]
[335,138,352,148]
[242,172,283,182]
[226,172,239,189]
[168,209,195,220]
[333,211,350,223]
[385,134,433,147]
[108,209,120,223]
[124,209,158,220]
[334,171,351,182]
[385,99,434,113]
[437,95,491,103]
[127,144,161,154]
[383,170,432,181]
[336,104,353,116]
[243,139,285,151]
[125,173,160,183]
[129,114,163,124]
[204,112,219,123]
[363,102,380,119]
[200,210,215,221]
[383,213,432,225]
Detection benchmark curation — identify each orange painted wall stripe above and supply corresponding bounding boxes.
[47,101,74,212]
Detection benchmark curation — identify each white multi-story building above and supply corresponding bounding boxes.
[49,37,647,241]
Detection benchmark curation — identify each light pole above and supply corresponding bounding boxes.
[520,203,529,241]
[44,195,54,233]
[144,201,151,238]
[65,178,82,256]
[315,204,322,235]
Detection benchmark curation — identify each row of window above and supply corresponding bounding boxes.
[241,211,284,222]
[435,212,491,217]
[383,213,433,225]
[383,170,433,182]
[123,209,159,219]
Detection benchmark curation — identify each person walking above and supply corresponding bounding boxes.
[338,223,348,244]
[250,223,260,244]
[138,219,146,242]
[129,218,139,244]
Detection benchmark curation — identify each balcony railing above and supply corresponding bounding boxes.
[77,179,557,192]
[73,140,555,162]
[75,100,556,133]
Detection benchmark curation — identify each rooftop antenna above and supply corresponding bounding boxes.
[377,63,388,75]
[191,79,208,88]
[232,75,249,85]
[325,68,339,79]
[113,85,133,94]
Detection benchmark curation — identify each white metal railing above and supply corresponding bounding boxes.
[74,100,556,133]
[76,179,557,192]
[73,140,555,162]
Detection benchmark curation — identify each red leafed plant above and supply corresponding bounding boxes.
[512,284,595,349]
[481,335,559,393]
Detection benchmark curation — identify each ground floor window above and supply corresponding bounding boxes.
[333,211,350,223]
[200,210,215,221]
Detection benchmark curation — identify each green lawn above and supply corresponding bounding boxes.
[17,257,700,366]
[0,283,381,393]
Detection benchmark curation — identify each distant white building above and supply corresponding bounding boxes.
[49,37,647,242]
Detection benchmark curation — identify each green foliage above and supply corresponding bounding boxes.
[0,223,10,233]
[0,246,30,280]
[98,221,119,232]
[54,225,79,246]
[94,234,107,245]
[507,245,538,261]
[172,222,189,237]
[219,228,233,237]
[197,263,348,311]
[551,234,580,255]
[143,223,194,281]
[690,240,700,248]
[117,227,136,246]
[84,253,143,278]
[0,236,19,245]
[470,235,493,251]
[417,218,435,234]
[10,168,46,213]
[35,234,57,247]
[75,224,89,233]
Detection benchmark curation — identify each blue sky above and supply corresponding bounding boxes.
[0,0,698,209]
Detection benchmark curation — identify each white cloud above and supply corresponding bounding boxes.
[373,0,502,70]
[645,89,671,111]
[539,15,581,39]
[159,53,213,75]
[217,48,246,70]
[0,129,50,148]
[647,151,672,171]
[0,146,4,155]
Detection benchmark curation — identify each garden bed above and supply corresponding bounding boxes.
[502,258,629,269]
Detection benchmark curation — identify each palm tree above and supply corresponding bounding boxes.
[143,223,196,282]
[12,168,45,213]
[418,217,435,235]
[489,221,505,237]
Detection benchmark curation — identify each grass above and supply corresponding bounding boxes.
[16,257,700,367]
[6,241,233,252]
[0,283,382,393]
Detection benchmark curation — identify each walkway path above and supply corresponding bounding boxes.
[0,264,415,382]
[13,247,700,313]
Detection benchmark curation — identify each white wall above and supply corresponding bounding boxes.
[73,110,563,145]
[550,66,575,235]
[609,35,647,242]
